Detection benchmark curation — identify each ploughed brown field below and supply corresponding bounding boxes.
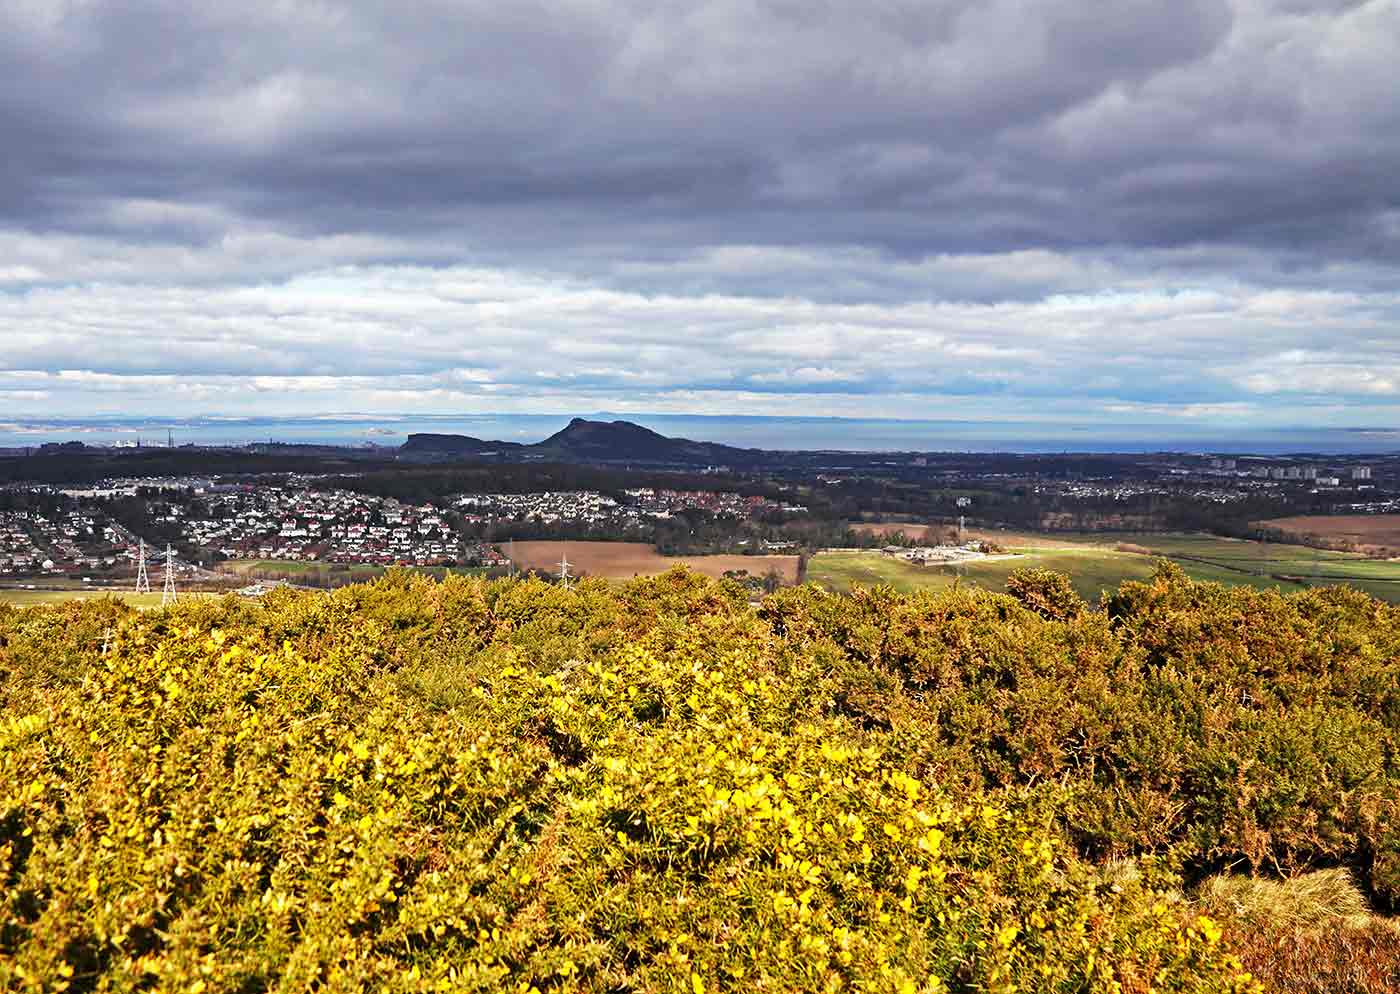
[1260,514,1400,555]
[506,541,801,583]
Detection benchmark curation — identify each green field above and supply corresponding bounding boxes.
[220,560,488,585]
[1109,533,1400,600]
[812,531,1400,602]
[0,589,219,609]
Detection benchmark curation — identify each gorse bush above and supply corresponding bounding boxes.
[765,564,1400,901]
[3,563,1393,991]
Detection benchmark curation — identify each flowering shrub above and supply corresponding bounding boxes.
[1,566,1360,990]
[765,564,1400,902]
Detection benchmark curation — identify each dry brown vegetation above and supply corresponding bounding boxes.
[1261,514,1400,556]
[506,540,800,583]
[1237,924,1400,994]
[1199,871,1400,994]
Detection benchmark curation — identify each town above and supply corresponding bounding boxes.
[0,443,1396,592]
[0,507,136,578]
[0,477,817,585]
[453,487,808,526]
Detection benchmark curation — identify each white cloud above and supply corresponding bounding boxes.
[2,251,1398,424]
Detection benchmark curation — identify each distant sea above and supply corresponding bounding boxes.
[1,414,1397,456]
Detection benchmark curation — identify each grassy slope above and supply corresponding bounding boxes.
[220,560,488,583]
[811,549,1173,600]
[0,590,217,608]
[221,559,387,579]
[811,530,1400,601]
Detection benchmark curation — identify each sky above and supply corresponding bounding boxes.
[2,0,1398,428]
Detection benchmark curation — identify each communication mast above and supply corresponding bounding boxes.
[134,540,151,594]
[161,545,178,606]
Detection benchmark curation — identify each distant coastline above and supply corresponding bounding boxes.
[1,413,1397,456]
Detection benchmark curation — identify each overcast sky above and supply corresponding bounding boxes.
[2,0,1398,426]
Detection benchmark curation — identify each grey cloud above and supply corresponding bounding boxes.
[5,0,1392,266]
[3,1,1399,424]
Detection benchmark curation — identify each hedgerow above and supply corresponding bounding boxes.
[4,563,1389,990]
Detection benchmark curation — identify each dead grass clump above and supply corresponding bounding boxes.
[1197,868,1372,932]
[1115,542,1155,555]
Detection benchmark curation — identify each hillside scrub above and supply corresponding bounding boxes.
[3,565,1396,991]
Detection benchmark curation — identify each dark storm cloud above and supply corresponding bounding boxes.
[6,0,1394,265]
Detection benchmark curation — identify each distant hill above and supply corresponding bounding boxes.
[531,418,756,463]
[400,418,759,464]
[400,433,524,456]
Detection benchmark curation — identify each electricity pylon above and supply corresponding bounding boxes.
[161,545,178,606]
[135,540,151,594]
[557,543,573,590]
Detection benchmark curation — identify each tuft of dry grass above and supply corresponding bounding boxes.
[1197,868,1373,932]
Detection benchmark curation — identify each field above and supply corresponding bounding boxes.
[1261,514,1400,555]
[852,521,1093,549]
[506,540,800,583]
[219,560,486,585]
[0,589,217,608]
[814,528,1400,602]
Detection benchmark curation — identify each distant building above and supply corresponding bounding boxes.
[1353,467,1373,480]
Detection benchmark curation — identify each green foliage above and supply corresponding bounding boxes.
[8,563,1389,991]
